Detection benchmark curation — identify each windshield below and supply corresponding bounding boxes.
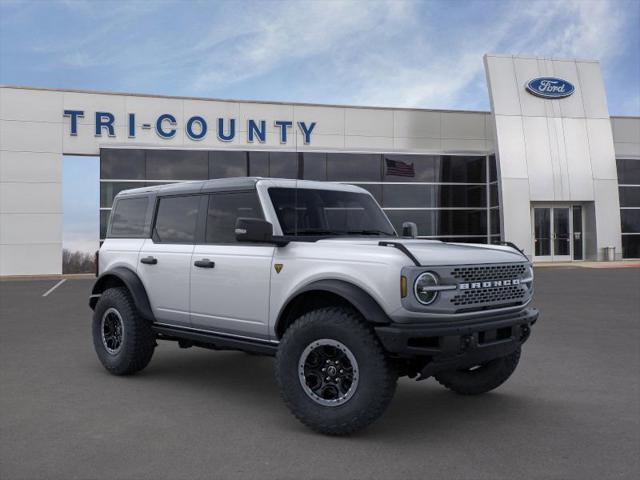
[268,187,397,237]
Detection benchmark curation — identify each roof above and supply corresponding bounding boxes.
[0,84,489,115]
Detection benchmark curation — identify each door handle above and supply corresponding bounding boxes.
[194,259,215,269]
[140,256,158,265]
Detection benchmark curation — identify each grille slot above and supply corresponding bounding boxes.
[451,285,526,307]
[451,264,527,283]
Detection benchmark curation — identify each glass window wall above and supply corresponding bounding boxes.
[100,149,501,244]
[617,158,640,258]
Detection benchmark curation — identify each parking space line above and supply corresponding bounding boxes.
[42,279,67,297]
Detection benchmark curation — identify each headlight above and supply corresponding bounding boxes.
[414,272,439,305]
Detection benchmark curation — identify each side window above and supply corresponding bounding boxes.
[206,191,264,244]
[109,197,149,238]
[153,195,200,244]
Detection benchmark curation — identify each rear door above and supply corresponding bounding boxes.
[189,191,274,339]
[138,194,203,327]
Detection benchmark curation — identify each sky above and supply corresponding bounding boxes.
[62,155,98,253]
[1,0,639,253]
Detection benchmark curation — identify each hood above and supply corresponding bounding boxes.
[314,238,528,266]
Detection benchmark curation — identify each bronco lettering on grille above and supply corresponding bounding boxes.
[459,279,520,290]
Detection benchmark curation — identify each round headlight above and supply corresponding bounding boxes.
[414,272,439,305]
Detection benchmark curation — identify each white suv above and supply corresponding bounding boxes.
[90,177,537,435]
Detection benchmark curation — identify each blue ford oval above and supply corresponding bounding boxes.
[526,77,575,99]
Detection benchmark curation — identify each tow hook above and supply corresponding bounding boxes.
[520,326,531,341]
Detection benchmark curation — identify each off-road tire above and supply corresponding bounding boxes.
[92,287,155,375]
[434,348,521,395]
[276,307,397,436]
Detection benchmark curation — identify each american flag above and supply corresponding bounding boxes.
[385,158,415,177]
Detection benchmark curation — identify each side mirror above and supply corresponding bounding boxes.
[402,221,418,238]
[235,218,274,243]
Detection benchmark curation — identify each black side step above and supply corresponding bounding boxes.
[152,324,278,356]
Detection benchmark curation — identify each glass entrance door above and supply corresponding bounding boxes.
[552,207,571,261]
[534,208,552,260]
[532,205,583,261]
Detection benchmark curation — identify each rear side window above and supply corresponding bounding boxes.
[205,191,263,243]
[109,197,149,238]
[153,195,201,244]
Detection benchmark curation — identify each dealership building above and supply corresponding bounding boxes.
[1,53,639,276]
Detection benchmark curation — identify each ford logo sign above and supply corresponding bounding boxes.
[526,77,575,99]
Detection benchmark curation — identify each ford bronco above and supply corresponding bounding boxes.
[90,178,537,435]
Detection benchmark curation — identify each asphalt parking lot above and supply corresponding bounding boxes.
[1,267,639,480]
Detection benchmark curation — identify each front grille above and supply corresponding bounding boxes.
[446,262,531,311]
[451,285,527,307]
[451,264,527,283]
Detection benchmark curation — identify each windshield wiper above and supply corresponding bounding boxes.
[346,230,393,236]
[292,229,393,236]
[293,229,345,236]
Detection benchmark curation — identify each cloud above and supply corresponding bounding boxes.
[2,0,637,113]
[186,1,414,93]
[331,0,630,109]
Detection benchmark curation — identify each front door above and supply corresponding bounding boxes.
[532,205,583,262]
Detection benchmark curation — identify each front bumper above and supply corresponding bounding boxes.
[375,307,538,378]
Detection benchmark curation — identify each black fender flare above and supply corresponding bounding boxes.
[89,267,155,322]
[276,279,391,335]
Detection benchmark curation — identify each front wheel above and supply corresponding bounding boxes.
[275,307,397,436]
[434,348,521,395]
[92,287,155,375]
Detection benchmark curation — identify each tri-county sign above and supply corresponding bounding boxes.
[525,77,575,99]
[63,110,317,144]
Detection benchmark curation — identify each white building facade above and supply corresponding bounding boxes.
[1,54,639,275]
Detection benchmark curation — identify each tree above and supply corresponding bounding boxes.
[62,248,96,274]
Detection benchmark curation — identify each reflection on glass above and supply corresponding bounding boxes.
[534,208,551,256]
[618,186,640,207]
[616,158,640,184]
[384,209,487,236]
[622,235,640,258]
[100,210,110,239]
[553,208,570,256]
[206,192,264,244]
[381,184,486,208]
[302,153,327,181]
[100,149,145,179]
[490,209,501,234]
[147,150,208,180]
[621,210,640,233]
[153,195,200,243]
[109,197,148,238]
[209,151,247,178]
[100,182,145,208]
[489,155,498,182]
[327,154,381,181]
[248,152,269,177]
[356,184,382,203]
[269,152,298,178]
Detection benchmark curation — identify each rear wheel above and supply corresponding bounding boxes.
[92,287,155,375]
[434,348,521,395]
[276,307,397,436]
